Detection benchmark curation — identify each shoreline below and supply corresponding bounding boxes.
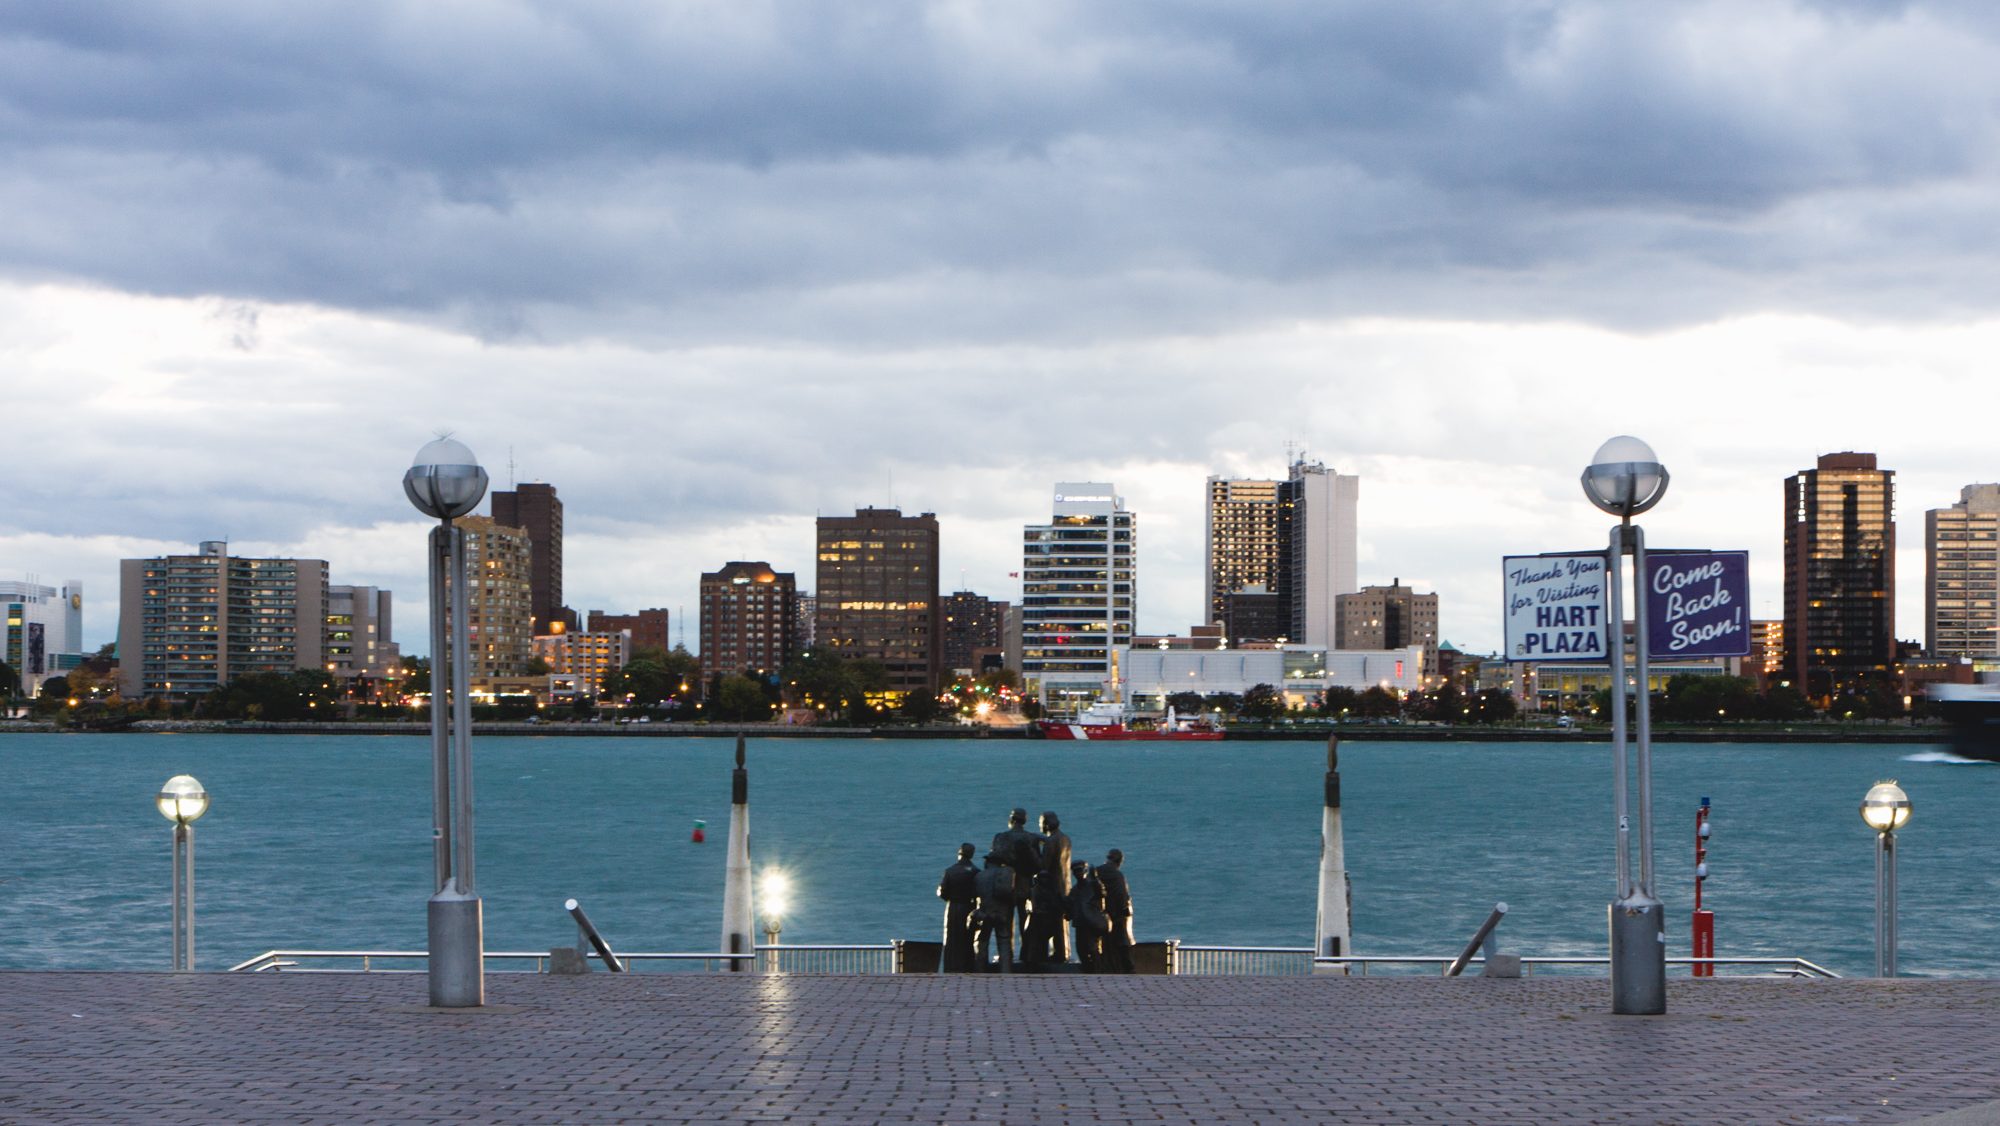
[0,719,1953,743]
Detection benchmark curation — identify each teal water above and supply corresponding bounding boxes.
[3,734,1992,977]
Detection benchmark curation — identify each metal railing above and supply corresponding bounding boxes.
[1173,945,1313,976]
[1314,955,1840,979]
[229,947,1837,979]
[229,944,898,975]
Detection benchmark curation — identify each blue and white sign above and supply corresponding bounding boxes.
[1503,553,1608,662]
[1644,550,1750,659]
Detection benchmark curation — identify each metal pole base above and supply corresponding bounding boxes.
[1609,893,1666,1014]
[428,891,485,1008]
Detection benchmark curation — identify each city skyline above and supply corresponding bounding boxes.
[5,4,2000,657]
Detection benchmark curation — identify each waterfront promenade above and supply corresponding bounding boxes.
[6,972,2000,1124]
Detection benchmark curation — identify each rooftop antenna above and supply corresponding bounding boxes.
[508,446,517,491]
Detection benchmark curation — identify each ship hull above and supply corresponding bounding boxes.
[1036,720,1224,741]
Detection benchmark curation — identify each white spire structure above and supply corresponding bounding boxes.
[721,735,758,972]
[1313,734,1350,970]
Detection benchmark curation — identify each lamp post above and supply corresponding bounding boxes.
[156,774,209,971]
[761,869,789,973]
[404,437,490,1008]
[1582,435,1670,1015]
[1860,781,1912,978]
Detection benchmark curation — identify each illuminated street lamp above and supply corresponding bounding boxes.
[156,774,209,971]
[1583,435,1670,1015]
[405,437,489,1008]
[1860,781,1913,977]
[761,869,790,970]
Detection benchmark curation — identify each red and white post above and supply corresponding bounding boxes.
[1691,797,1714,977]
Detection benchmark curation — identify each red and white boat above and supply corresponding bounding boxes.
[1036,702,1224,741]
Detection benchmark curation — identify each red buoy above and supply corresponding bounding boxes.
[692,818,707,843]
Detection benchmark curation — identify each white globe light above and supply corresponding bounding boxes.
[404,437,489,519]
[1581,435,1669,517]
[156,774,210,825]
[1860,781,1912,833]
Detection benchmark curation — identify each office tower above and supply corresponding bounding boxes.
[1021,483,1136,712]
[455,516,535,683]
[700,562,798,680]
[587,608,670,653]
[533,628,631,695]
[794,594,816,651]
[1783,452,1896,699]
[1204,477,1284,626]
[117,542,328,699]
[815,508,941,699]
[326,585,400,680]
[1221,586,1286,642]
[1205,459,1359,646]
[1284,459,1361,646]
[489,482,573,631]
[1748,620,1785,687]
[2,579,84,697]
[941,590,1010,675]
[1336,580,1440,678]
[1926,484,2000,659]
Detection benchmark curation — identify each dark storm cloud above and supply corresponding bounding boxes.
[2,1,1998,340]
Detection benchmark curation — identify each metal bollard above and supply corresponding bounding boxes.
[564,898,626,972]
[1446,903,1508,977]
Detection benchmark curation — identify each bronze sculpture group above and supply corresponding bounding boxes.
[937,807,1135,973]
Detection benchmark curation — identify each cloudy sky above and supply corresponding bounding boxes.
[5,0,1998,659]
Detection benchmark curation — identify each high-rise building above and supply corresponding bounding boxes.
[533,628,631,695]
[941,590,1010,675]
[117,541,328,699]
[1284,460,1360,646]
[700,562,798,680]
[1926,484,2000,659]
[586,608,670,654]
[1748,619,1785,688]
[1783,452,1896,700]
[1335,580,1440,677]
[815,508,941,699]
[1205,459,1359,646]
[326,585,400,680]
[1221,586,1287,643]
[456,516,535,684]
[1021,483,1136,712]
[489,482,572,631]
[2,579,84,697]
[794,594,816,651]
[1204,477,1284,626]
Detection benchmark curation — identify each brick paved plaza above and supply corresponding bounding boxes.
[5,971,2000,1124]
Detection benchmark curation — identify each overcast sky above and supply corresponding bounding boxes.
[5,1,1998,660]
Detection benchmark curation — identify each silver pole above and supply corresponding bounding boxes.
[449,523,477,894]
[1608,521,1665,1015]
[173,824,188,972]
[1605,526,1631,899]
[1631,525,1656,898]
[427,517,484,1007]
[185,824,196,972]
[428,523,451,893]
[1877,830,1898,978]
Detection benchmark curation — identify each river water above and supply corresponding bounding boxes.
[3,733,1993,977]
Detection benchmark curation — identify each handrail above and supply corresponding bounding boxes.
[228,945,899,974]
[1314,955,1840,979]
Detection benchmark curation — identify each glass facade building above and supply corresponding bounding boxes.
[1782,452,1896,701]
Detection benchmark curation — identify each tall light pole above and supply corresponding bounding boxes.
[1582,435,1670,1015]
[156,774,210,972]
[405,437,489,1008]
[1860,781,1912,978]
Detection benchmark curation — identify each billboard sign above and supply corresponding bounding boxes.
[1503,553,1608,662]
[1644,550,1750,659]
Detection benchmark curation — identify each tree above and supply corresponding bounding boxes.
[1238,683,1286,722]
[895,689,943,724]
[1356,685,1401,720]
[399,657,431,696]
[0,660,16,698]
[522,655,552,677]
[1318,686,1359,718]
[1165,691,1205,715]
[1469,688,1517,724]
[715,674,776,722]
